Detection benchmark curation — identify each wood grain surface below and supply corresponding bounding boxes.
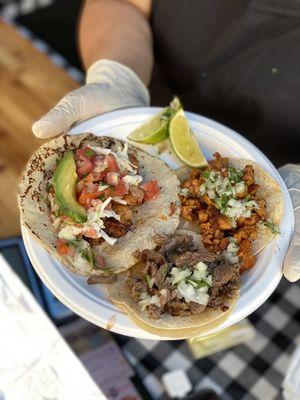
[0,21,79,238]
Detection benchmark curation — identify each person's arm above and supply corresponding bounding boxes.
[79,0,153,84]
[33,0,153,138]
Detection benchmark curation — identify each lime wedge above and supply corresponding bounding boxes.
[128,97,181,144]
[169,109,208,168]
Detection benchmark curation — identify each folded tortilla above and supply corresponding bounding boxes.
[18,133,181,275]
[108,230,239,339]
[176,158,284,255]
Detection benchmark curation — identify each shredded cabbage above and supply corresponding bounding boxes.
[123,175,143,186]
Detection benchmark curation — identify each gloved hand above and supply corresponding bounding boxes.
[279,164,300,282]
[32,59,150,138]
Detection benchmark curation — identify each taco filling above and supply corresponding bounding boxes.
[48,142,160,270]
[126,233,239,319]
[179,153,280,272]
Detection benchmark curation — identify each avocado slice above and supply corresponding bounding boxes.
[53,150,87,223]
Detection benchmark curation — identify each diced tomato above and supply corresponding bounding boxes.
[83,228,98,238]
[85,173,94,183]
[106,154,120,173]
[142,180,160,201]
[113,180,128,197]
[78,187,99,207]
[106,172,119,186]
[102,180,128,199]
[92,157,107,181]
[77,158,93,177]
[94,254,106,268]
[56,239,75,256]
[93,171,107,182]
[76,146,95,160]
[76,173,94,193]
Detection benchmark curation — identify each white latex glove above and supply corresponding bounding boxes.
[32,59,150,138]
[279,164,300,282]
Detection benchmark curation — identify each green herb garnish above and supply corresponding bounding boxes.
[263,220,280,234]
[67,240,80,248]
[161,264,168,275]
[203,171,210,179]
[215,194,230,211]
[186,279,210,289]
[228,167,243,183]
[145,274,154,289]
[102,267,113,274]
[79,249,93,263]
[84,148,95,157]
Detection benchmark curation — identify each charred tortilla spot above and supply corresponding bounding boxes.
[169,202,176,216]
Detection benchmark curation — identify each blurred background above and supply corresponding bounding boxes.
[0,1,300,399]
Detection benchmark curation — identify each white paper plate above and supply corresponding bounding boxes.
[22,107,294,340]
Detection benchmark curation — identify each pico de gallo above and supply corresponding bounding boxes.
[47,142,160,271]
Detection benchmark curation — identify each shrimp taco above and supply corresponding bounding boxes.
[177,153,283,272]
[108,230,240,338]
[19,133,180,281]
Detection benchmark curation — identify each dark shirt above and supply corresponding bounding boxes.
[150,0,300,166]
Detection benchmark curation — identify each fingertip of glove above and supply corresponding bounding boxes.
[283,252,300,282]
[32,119,61,139]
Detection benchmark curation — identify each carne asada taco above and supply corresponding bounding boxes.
[19,133,180,279]
[108,230,239,338]
[177,153,283,273]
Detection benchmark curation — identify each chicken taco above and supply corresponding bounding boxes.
[19,133,180,280]
[108,230,240,338]
[177,153,283,272]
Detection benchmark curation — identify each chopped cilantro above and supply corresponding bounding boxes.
[81,173,89,179]
[215,194,230,211]
[84,148,95,157]
[79,249,93,263]
[146,274,154,289]
[67,240,80,248]
[186,278,210,289]
[228,167,243,183]
[263,220,280,234]
[102,267,113,274]
[98,195,106,200]
[161,264,168,275]
[203,171,210,179]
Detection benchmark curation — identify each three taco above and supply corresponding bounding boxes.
[19,134,283,338]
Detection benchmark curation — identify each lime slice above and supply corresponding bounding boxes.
[169,109,208,168]
[128,97,181,144]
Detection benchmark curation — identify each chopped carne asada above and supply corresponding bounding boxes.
[126,233,239,319]
[179,153,278,272]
